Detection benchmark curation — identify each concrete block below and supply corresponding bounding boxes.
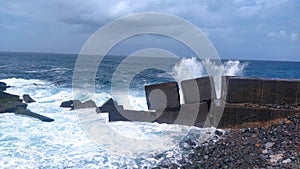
[226,77,263,104]
[261,79,297,104]
[145,82,180,110]
[109,110,130,122]
[181,76,216,104]
[109,109,157,122]
[155,110,179,124]
[177,102,209,127]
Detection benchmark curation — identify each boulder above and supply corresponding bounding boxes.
[98,98,122,112]
[60,100,81,109]
[23,94,36,103]
[74,100,97,109]
[0,82,7,92]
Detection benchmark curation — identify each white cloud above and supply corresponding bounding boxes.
[267,30,286,38]
[290,33,299,41]
[279,30,286,37]
[267,32,276,37]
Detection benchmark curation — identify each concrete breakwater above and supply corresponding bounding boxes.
[101,76,300,129]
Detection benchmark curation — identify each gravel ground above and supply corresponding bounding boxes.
[155,115,300,169]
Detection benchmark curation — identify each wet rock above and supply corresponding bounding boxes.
[73,100,97,109]
[0,82,7,92]
[1,91,54,122]
[215,130,224,136]
[15,105,54,122]
[60,100,81,109]
[241,128,250,133]
[0,92,21,102]
[22,94,36,103]
[98,98,118,112]
[60,100,98,110]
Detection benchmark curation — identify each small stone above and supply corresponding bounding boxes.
[252,134,257,138]
[215,130,223,136]
[262,149,269,154]
[265,142,274,149]
[241,128,249,133]
[282,158,291,164]
[269,153,284,163]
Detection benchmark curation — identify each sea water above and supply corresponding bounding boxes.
[0,51,300,168]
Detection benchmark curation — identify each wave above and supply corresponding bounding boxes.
[0,78,219,168]
[172,57,248,99]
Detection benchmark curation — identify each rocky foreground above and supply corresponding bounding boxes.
[156,115,300,169]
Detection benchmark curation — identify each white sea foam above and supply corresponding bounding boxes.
[0,78,217,168]
[172,57,248,99]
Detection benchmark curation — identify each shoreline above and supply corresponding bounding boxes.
[156,115,300,168]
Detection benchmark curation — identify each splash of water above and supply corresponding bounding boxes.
[172,57,248,99]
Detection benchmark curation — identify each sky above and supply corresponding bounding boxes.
[0,0,299,61]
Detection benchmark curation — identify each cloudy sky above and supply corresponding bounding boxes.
[0,0,299,61]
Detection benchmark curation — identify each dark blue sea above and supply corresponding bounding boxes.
[0,51,299,168]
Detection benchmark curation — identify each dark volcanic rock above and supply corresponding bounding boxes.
[60,100,81,109]
[1,91,54,122]
[15,106,54,122]
[61,100,98,110]
[99,98,118,112]
[157,115,300,168]
[0,101,27,113]
[73,100,97,109]
[22,94,36,103]
[0,92,21,102]
[0,82,7,92]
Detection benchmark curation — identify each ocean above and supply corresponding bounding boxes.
[0,51,300,168]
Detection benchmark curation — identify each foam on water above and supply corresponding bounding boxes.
[0,78,218,168]
[172,58,248,99]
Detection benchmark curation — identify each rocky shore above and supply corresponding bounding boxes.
[156,115,300,168]
[0,81,54,122]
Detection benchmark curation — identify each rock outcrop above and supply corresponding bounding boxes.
[22,94,36,103]
[60,99,98,110]
[0,82,7,92]
[60,100,81,109]
[0,82,54,122]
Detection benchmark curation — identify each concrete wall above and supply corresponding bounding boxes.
[181,76,216,104]
[224,77,300,105]
[145,82,180,110]
[218,104,299,128]
[225,77,263,104]
[261,79,298,104]
[155,102,209,127]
